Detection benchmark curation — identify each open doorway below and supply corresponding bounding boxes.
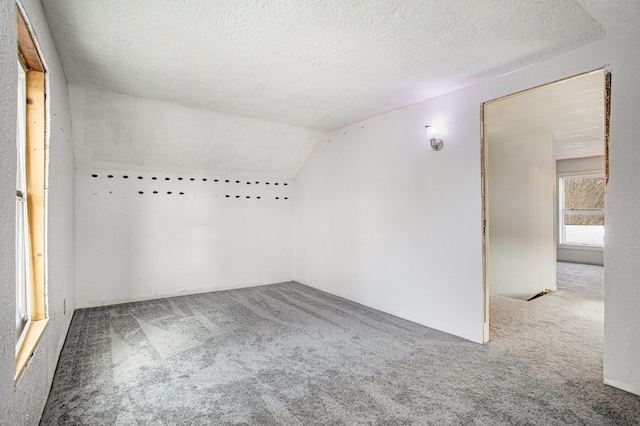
[481,69,610,342]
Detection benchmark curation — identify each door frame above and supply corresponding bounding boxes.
[480,67,611,343]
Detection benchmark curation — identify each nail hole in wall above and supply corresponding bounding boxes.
[152,177,157,180]
[246,182,251,185]
[190,178,195,181]
[284,183,288,186]
[225,180,230,183]
[235,195,240,198]
[138,191,143,194]
[203,178,207,181]
[123,175,128,179]
[276,197,279,199]
[178,177,183,180]
[165,178,170,181]
[225,195,230,198]
[266,182,270,185]
[236,180,240,183]
[275,183,279,185]
[167,191,172,194]
[246,196,250,198]
[255,181,259,184]
[108,175,113,178]
[214,179,219,182]
[91,174,98,178]
[285,197,288,200]
[179,192,184,195]
[138,176,143,179]
[153,191,158,194]
[257,196,261,199]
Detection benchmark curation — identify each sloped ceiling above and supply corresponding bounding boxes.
[40,0,638,176]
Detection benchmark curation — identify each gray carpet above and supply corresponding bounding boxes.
[41,263,640,425]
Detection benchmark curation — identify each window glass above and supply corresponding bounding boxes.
[560,174,605,246]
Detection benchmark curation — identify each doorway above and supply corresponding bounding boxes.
[481,69,611,342]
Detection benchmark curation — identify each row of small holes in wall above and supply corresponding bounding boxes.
[91,174,288,186]
[100,191,288,200]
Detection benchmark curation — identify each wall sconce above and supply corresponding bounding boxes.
[425,125,444,151]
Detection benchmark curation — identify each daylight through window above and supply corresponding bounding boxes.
[559,173,605,247]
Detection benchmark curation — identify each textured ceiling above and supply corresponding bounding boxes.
[577,0,640,37]
[42,0,611,131]
[41,0,639,177]
[484,70,605,160]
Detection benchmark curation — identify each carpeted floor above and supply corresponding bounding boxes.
[41,262,640,425]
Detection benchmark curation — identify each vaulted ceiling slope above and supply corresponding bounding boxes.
[42,0,636,132]
[41,1,639,178]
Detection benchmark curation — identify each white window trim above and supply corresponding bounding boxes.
[557,170,605,250]
[15,60,31,355]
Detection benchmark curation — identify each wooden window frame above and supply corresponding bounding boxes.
[15,6,48,384]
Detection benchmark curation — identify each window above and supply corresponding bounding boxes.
[558,173,605,247]
[15,6,48,383]
[16,60,31,352]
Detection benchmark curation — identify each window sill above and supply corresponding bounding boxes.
[558,244,604,252]
[15,318,49,385]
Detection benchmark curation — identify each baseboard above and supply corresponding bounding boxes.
[74,281,294,309]
[603,377,640,396]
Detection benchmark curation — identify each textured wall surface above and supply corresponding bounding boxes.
[75,169,293,308]
[0,1,75,425]
[70,85,324,178]
[0,0,20,416]
[295,36,640,385]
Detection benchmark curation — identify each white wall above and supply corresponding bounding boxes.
[556,155,605,174]
[557,156,605,266]
[0,1,75,424]
[488,136,556,299]
[294,37,640,395]
[294,92,486,343]
[75,169,293,307]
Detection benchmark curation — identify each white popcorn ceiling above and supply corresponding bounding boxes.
[484,70,605,160]
[41,0,638,175]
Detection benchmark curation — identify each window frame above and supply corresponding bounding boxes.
[15,5,49,384]
[558,170,605,250]
[16,59,32,354]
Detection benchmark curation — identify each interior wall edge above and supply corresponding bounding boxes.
[292,278,484,344]
[603,378,640,397]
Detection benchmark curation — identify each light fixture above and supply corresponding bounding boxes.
[425,125,444,151]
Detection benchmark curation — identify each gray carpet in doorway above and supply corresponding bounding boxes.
[41,263,640,425]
